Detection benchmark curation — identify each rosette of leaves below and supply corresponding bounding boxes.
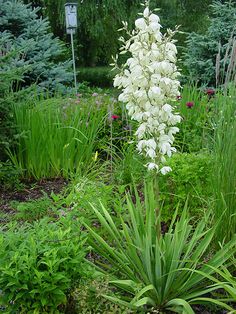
[86,181,236,313]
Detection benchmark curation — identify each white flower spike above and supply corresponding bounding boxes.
[113,3,181,174]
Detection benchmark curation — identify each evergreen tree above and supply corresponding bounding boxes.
[184,1,236,86]
[0,0,72,91]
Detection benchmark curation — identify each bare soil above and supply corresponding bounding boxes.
[0,178,67,216]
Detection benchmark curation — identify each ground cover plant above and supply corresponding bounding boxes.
[0,0,236,313]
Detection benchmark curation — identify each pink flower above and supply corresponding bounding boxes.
[186,101,194,108]
[76,93,82,97]
[112,114,120,120]
[92,92,98,97]
[206,89,215,96]
[177,95,182,101]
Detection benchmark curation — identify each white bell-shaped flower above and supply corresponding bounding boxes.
[113,5,181,174]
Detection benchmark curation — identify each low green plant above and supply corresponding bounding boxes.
[13,195,56,222]
[0,217,90,313]
[73,277,132,313]
[8,95,107,179]
[86,181,236,313]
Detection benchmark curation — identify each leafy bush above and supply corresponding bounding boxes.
[0,217,90,313]
[0,0,72,91]
[8,96,107,179]
[86,181,236,313]
[159,152,213,219]
[184,1,236,86]
[77,67,115,87]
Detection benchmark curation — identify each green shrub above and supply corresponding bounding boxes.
[159,152,213,220]
[77,67,116,87]
[86,181,236,313]
[0,217,90,313]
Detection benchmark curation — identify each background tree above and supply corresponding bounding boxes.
[184,1,236,86]
[23,0,213,67]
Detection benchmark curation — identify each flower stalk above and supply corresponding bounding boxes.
[112,3,181,174]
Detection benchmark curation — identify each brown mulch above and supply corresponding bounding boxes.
[0,178,68,214]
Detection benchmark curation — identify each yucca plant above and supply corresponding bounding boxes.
[85,181,236,313]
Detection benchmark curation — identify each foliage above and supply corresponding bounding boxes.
[23,0,213,67]
[175,85,213,153]
[8,95,106,179]
[184,1,236,86]
[0,32,26,160]
[0,161,22,190]
[112,142,146,186]
[73,277,132,313]
[0,217,90,313]
[211,85,236,244]
[86,181,236,313]
[13,195,56,222]
[0,0,72,92]
[159,152,213,220]
[77,67,115,87]
[65,175,114,222]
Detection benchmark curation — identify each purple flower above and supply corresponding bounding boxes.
[186,101,194,108]
[92,92,98,97]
